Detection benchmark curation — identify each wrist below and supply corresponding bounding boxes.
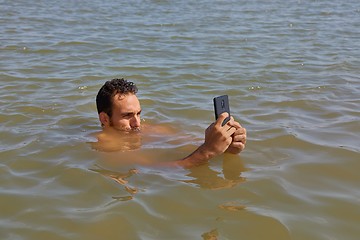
[197,143,216,160]
[178,143,216,168]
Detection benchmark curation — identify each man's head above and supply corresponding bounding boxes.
[96,78,141,131]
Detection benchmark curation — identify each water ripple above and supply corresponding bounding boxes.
[1,0,360,239]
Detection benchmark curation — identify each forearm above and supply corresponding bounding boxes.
[175,144,216,168]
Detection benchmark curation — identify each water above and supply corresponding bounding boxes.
[1,0,360,239]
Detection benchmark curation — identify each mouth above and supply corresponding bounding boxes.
[121,126,141,133]
[111,125,141,133]
[130,127,141,132]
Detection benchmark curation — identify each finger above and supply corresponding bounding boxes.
[230,142,245,150]
[233,134,246,144]
[233,127,246,135]
[216,112,229,127]
[223,123,234,131]
[226,126,236,136]
[224,124,234,132]
[227,116,235,126]
[226,118,242,129]
[226,116,235,127]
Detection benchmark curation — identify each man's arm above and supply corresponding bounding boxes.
[174,113,236,168]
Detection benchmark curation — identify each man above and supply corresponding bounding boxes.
[94,78,246,168]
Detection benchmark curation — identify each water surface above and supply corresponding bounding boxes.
[1,0,360,239]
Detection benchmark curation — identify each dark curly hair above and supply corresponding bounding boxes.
[96,78,138,117]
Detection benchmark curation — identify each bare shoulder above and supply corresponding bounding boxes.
[141,123,178,135]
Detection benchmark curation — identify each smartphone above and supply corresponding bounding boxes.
[213,95,231,126]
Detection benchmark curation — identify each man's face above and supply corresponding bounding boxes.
[101,93,142,131]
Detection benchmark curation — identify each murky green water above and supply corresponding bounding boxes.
[1,0,359,239]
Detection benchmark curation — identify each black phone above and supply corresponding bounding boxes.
[213,95,231,126]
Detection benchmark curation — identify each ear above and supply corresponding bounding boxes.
[99,112,110,127]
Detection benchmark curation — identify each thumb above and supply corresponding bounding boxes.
[216,112,229,127]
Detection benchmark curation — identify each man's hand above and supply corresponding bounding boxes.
[202,112,236,157]
[225,116,246,154]
[175,113,237,168]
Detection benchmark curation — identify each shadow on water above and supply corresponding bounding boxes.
[182,153,247,190]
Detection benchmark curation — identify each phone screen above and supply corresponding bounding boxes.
[213,95,231,126]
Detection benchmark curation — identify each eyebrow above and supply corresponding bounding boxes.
[121,109,141,115]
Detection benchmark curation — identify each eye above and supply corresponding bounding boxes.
[122,113,133,118]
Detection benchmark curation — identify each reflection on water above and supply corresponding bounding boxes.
[90,152,247,203]
[183,154,246,190]
[219,202,246,212]
[201,228,219,240]
[90,165,139,202]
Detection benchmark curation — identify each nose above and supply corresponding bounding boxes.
[130,115,141,129]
